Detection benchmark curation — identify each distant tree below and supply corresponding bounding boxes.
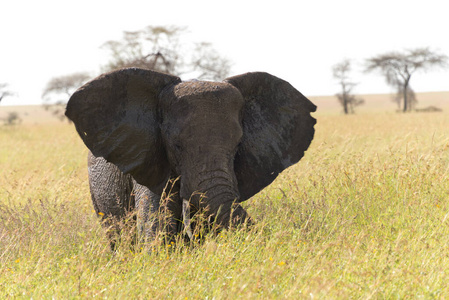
[191,42,231,81]
[101,25,231,80]
[365,48,448,112]
[393,85,417,111]
[2,112,22,126]
[42,72,91,121]
[101,26,183,74]
[0,83,13,104]
[332,59,364,114]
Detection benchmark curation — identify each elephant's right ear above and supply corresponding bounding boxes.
[66,68,181,189]
[226,72,316,201]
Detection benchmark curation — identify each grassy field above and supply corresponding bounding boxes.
[1,99,449,298]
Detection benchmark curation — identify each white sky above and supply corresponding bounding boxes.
[1,0,448,105]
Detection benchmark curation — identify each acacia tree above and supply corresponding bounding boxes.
[332,59,364,114]
[42,72,91,121]
[393,85,416,111]
[101,26,184,74]
[365,48,448,112]
[2,112,22,126]
[101,25,231,80]
[191,42,231,81]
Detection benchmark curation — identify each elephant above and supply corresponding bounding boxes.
[65,68,316,248]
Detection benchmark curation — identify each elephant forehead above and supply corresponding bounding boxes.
[173,81,243,103]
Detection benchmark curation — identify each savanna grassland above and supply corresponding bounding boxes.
[1,96,449,298]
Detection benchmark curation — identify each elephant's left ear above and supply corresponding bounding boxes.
[225,72,317,201]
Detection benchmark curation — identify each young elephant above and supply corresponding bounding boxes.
[66,68,316,247]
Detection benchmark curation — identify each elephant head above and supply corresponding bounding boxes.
[66,68,316,230]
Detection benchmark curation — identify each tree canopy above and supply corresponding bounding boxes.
[101,25,231,81]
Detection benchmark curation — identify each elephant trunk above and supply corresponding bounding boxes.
[182,168,250,229]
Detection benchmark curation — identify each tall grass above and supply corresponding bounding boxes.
[1,112,449,298]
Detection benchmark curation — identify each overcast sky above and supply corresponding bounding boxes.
[1,0,448,105]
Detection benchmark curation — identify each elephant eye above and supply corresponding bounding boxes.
[174,143,182,151]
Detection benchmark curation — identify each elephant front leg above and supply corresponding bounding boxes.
[135,177,183,244]
[88,152,136,251]
[133,181,159,244]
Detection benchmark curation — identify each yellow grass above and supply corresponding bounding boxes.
[1,97,449,298]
